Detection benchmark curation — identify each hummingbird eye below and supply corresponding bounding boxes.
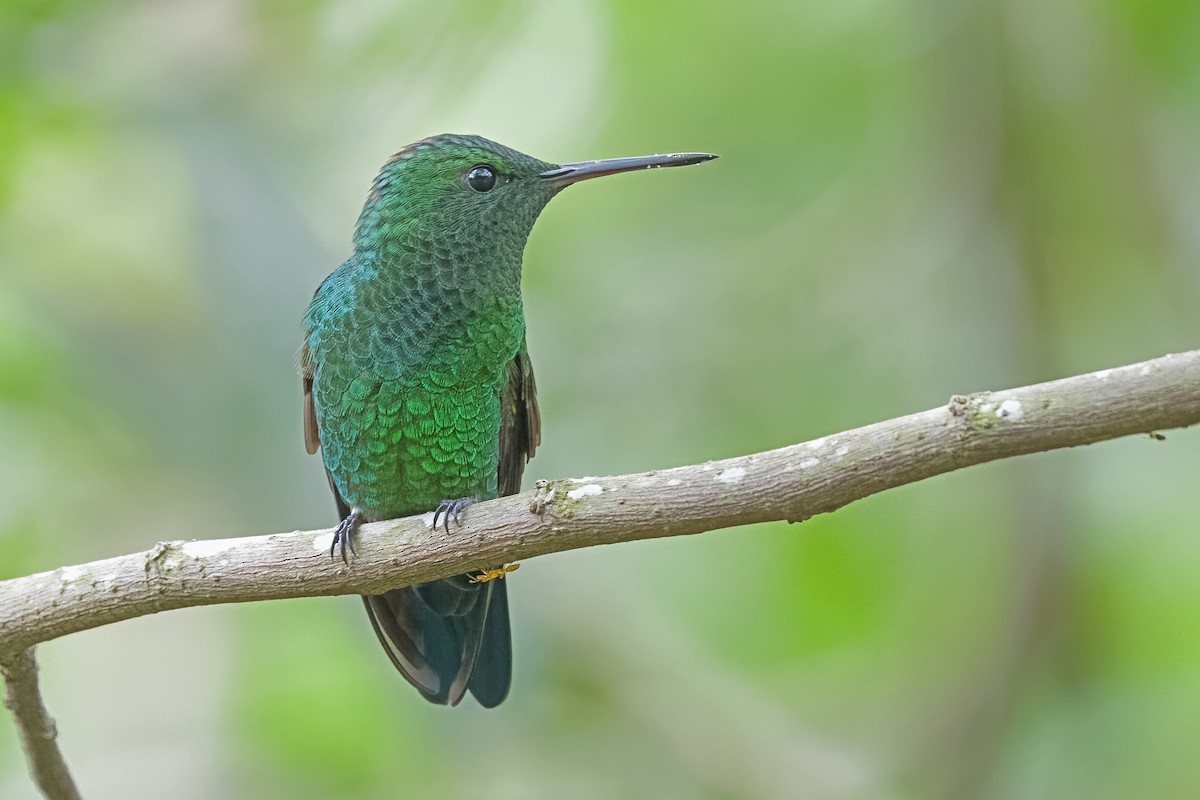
[465,164,498,193]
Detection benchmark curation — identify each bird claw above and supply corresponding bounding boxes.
[330,508,363,564]
[432,497,477,534]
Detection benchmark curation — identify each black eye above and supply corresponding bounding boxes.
[466,164,497,192]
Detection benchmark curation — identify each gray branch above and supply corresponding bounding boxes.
[0,348,1197,799]
[0,649,82,800]
[0,349,1197,653]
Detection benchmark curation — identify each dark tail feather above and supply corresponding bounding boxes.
[466,578,512,707]
[361,591,444,702]
[327,470,512,706]
[361,576,511,706]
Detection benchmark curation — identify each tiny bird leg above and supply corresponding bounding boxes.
[330,508,363,564]
[432,497,477,534]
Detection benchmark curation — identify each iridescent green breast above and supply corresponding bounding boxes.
[305,254,523,520]
[317,378,504,517]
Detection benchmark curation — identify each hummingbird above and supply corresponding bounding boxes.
[300,134,715,707]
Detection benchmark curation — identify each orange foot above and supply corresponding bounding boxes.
[469,563,521,584]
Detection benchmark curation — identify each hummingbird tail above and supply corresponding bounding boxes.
[361,576,512,707]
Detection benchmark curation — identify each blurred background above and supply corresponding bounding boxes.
[2,0,1199,797]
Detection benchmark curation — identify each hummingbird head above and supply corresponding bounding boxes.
[353,133,716,280]
[354,134,556,253]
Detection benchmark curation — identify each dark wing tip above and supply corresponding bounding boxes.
[303,376,320,454]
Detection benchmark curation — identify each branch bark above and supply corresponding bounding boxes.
[0,349,1197,654]
[0,649,82,800]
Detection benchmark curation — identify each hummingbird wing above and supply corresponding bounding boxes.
[300,344,320,455]
[497,341,541,496]
[462,342,539,707]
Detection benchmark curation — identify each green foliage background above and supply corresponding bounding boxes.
[2,1,1199,797]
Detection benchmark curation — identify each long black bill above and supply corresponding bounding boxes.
[540,152,717,187]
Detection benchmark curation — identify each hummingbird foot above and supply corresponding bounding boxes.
[432,497,477,534]
[469,563,520,584]
[331,507,363,564]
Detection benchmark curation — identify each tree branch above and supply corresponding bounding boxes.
[0,349,1197,654]
[0,649,82,800]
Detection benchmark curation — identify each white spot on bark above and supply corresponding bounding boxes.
[183,536,257,558]
[1139,364,1152,376]
[799,458,820,469]
[835,445,849,457]
[422,512,437,529]
[979,402,995,414]
[60,565,87,581]
[315,532,337,551]
[567,484,603,500]
[716,467,746,484]
[571,476,600,483]
[1094,369,1113,381]
[997,399,1023,421]
[667,478,682,486]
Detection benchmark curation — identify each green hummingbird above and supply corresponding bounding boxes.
[300,134,715,707]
